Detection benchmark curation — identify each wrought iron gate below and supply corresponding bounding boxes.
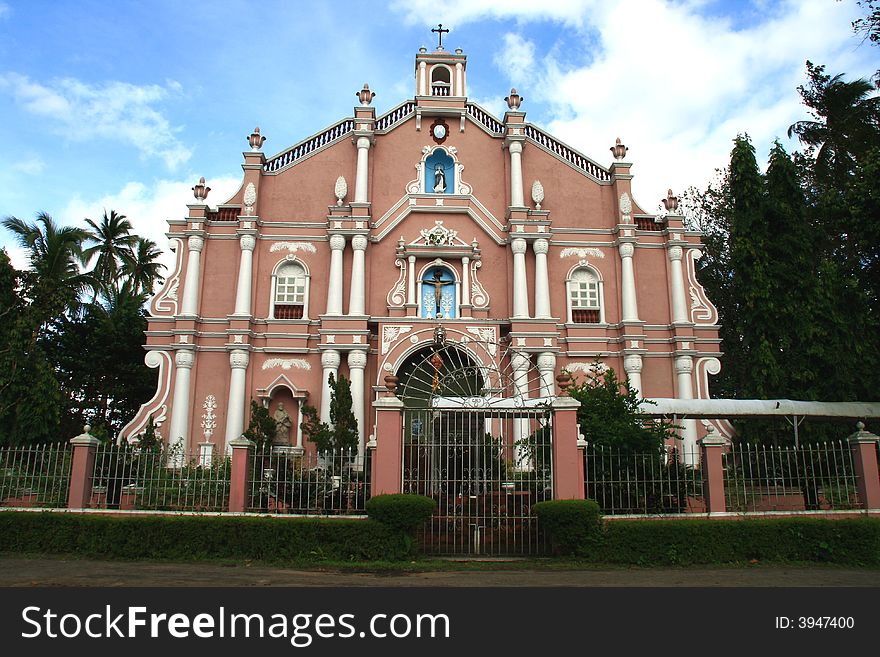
[398,335,554,555]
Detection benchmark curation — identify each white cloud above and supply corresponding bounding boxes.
[0,73,192,169]
[63,175,242,275]
[12,155,45,175]
[392,0,875,211]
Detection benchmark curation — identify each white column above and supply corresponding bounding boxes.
[233,234,256,316]
[320,350,341,424]
[354,136,371,203]
[619,242,640,322]
[418,61,427,96]
[295,401,304,449]
[406,255,416,308]
[455,62,463,96]
[511,238,529,319]
[461,256,471,306]
[533,238,551,319]
[511,351,531,471]
[624,354,643,396]
[325,234,345,315]
[180,235,204,316]
[675,355,698,464]
[224,349,250,447]
[349,234,367,316]
[167,350,194,458]
[668,245,688,324]
[536,352,556,398]
[347,350,367,456]
[508,141,525,207]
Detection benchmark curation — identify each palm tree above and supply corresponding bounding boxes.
[82,209,137,294]
[121,237,166,296]
[2,212,93,322]
[787,62,880,181]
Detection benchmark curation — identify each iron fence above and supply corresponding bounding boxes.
[723,441,860,512]
[584,444,704,515]
[247,448,370,515]
[403,407,553,555]
[91,444,230,511]
[0,444,72,508]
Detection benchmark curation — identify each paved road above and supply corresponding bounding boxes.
[1,557,878,587]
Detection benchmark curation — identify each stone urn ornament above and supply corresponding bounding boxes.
[610,137,628,161]
[662,189,679,212]
[192,176,210,203]
[334,176,348,206]
[531,180,544,210]
[357,83,376,106]
[248,126,266,151]
[504,88,523,110]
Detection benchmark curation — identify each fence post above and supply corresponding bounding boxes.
[699,427,727,514]
[228,436,255,513]
[371,375,404,496]
[68,425,99,509]
[848,422,880,512]
[550,373,584,500]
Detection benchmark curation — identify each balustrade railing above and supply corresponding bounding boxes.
[264,119,355,172]
[524,125,612,181]
[466,103,504,134]
[375,101,416,131]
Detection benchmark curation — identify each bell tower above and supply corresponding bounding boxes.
[415,27,467,100]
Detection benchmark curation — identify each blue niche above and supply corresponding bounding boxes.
[425,149,454,194]
[420,266,456,319]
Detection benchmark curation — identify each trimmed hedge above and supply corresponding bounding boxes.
[534,500,603,556]
[0,512,412,563]
[588,517,880,567]
[365,494,436,531]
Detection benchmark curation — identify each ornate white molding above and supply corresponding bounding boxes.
[531,180,544,210]
[262,358,311,371]
[619,192,632,222]
[269,241,317,254]
[119,350,173,440]
[151,237,184,317]
[386,258,407,307]
[405,145,473,195]
[470,260,489,308]
[334,176,347,206]
[559,247,604,261]
[686,249,719,325]
[200,394,217,440]
[243,182,257,215]
[466,326,497,356]
[419,220,459,246]
[565,361,606,376]
[382,325,412,354]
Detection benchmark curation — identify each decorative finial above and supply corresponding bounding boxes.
[662,189,679,212]
[556,371,572,394]
[384,375,399,396]
[856,421,866,431]
[83,424,91,434]
[356,83,375,106]
[334,176,348,206]
[505,88,523,110]
[192,176,210,203]
[431,23,450,49]
[611,137,628,160]
[531,180,544,210]
[248,127,266,151]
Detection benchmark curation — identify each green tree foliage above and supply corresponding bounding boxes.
[243,400,278,454]
[300,373,359,453]
[566,364,677,453]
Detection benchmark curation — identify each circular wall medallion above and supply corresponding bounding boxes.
[430,118,448,144]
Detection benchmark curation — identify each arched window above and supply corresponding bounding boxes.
[567,267,603,324]
[272,261,308,319]
[420,266,457,319]
[430,65,451,96]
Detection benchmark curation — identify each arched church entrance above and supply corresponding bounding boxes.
[396,333,554,555]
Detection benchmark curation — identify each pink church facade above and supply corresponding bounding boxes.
[123,45,722,463]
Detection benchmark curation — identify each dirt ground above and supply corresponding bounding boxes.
[1,556,878,587]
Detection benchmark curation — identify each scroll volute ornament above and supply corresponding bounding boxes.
[610,137,628,161]
[248,126,266,151]
[504,88,523,110]
[192,176,210,203]
[357,83,376,106]
[662,189,679,212]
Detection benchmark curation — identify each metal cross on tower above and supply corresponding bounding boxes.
[431,23,449,49]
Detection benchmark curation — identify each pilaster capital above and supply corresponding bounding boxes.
[667,245,683,261]
[674,355,694,375]
[511,350,531,372]
[508,140,524,155]
[356,136,372,150]
[329,234,347,251]
[229,349,249,370]
[511,238,527,255]
[351,234,368,252]
[347,349,368,369]
[175,349,195,369]
[533,238,549,255]
[536,352,556,372]
[624,353,643,373]
[239,234,256,252]
[187,235,205,253]
[321,349,341,369]
[618,242,634,258]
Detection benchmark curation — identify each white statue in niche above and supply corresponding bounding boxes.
[433,164,446,193]
[273,402,292,445]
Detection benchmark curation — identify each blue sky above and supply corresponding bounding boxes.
[1,0,876,272]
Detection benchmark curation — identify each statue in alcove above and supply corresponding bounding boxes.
[433,163,447,193]
[273,402,292,445]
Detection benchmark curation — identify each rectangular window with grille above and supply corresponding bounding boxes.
[569,275,600,324]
